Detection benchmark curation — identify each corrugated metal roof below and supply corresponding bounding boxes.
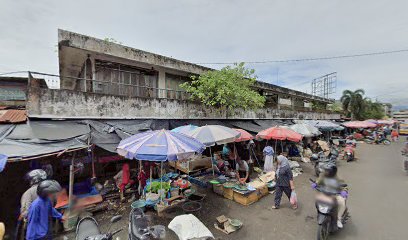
[0,110,27,123]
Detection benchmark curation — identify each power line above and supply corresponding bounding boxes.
[0,71,28,76]
[195,48,408,65]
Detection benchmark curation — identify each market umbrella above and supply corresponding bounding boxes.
[305,120,343,132]
[233,128,254,142]
[187,125,241,147]
[342,121,376,129]
[187,125,240,175]
[117,129,205,161]
[377,119,395,125]
[256,126,303,142]
[171,124,198,135]
[289,123,322,137]
[366,119,379,124]
[117,130,205,201]
[0,154,7,172]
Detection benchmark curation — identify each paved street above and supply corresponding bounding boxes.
[331,140,408,240]
[60,141,408,240]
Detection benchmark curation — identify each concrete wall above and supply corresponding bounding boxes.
[58,29,332,105]
[27,87,340,120]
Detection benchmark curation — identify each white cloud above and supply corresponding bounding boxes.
[0,0,407,106]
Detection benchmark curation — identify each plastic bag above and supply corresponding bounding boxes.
[290,191,298,206]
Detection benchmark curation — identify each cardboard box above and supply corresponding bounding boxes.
[233,191,258,206]
[223,187,234,200]
[258,185,269,197]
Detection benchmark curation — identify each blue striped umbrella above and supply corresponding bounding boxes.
[117,130,205,161]
[171,124,198,135]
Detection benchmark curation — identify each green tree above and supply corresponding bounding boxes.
[340,89,366,120]
[362,98,385,119]
[180,63,266,111]
[327,101,343,113]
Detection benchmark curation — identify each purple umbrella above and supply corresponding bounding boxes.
[117,129,205,161]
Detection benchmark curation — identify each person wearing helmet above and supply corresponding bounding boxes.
[26,180,63,240]
[312,163,348,229]
[17,170,48,240]
[20,170,48,219]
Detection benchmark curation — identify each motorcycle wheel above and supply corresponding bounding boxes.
[383,140,391,145]
[317,222,330,240]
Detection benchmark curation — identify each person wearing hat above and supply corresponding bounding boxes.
[26,180,63,240]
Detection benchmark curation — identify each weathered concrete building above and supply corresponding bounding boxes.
[26,29,339,120]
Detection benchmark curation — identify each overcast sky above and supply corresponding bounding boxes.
[1,0,408,107]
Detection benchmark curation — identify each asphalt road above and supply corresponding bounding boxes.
[331,140,408,240]
[59,140,408,240]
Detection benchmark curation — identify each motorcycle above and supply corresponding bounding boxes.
[364,136,391,145]
[344,144,355,162]
[129,207,166,240]
[76,215,123,240]
[313,152,337,177]
[310,179,350,240]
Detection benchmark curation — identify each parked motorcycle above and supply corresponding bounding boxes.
[364,136,391,145]
[129,208,165,240]
[310,179,350,240]
[76,215,123,240]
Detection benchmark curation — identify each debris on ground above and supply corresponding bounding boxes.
[168,214,214,240]
[214,215,243,234]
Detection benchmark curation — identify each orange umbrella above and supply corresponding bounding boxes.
[233,128,254,142]
[256,126,303,142]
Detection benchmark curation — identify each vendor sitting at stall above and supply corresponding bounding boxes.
[235,158,250,184]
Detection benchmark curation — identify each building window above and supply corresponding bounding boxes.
[165,73,190,100]
[94,60,158,98]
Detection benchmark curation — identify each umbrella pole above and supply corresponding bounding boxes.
[281,140,283,153]
[210,147,215,176]
[274,140,277,161]
[149,163,152,194]
[160,161,163,202]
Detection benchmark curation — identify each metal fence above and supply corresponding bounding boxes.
[29,71,190,101]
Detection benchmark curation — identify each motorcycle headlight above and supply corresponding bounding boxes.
[318,204,330,214]
[346,152,351,155]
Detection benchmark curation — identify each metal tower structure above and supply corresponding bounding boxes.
[311,72,337,99]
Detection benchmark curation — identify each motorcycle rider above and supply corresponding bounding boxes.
[312,163,348,229]
[26,180,63,240]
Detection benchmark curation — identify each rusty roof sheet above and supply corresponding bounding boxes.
[0,109,27,123]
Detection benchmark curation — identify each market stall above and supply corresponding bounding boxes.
[117,129,206,214]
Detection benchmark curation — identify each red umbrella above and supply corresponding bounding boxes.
[256,126,303,142]
[343,121,376,128]
[233,128,254,142]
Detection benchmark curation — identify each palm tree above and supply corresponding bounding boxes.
[340,89,365,119]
